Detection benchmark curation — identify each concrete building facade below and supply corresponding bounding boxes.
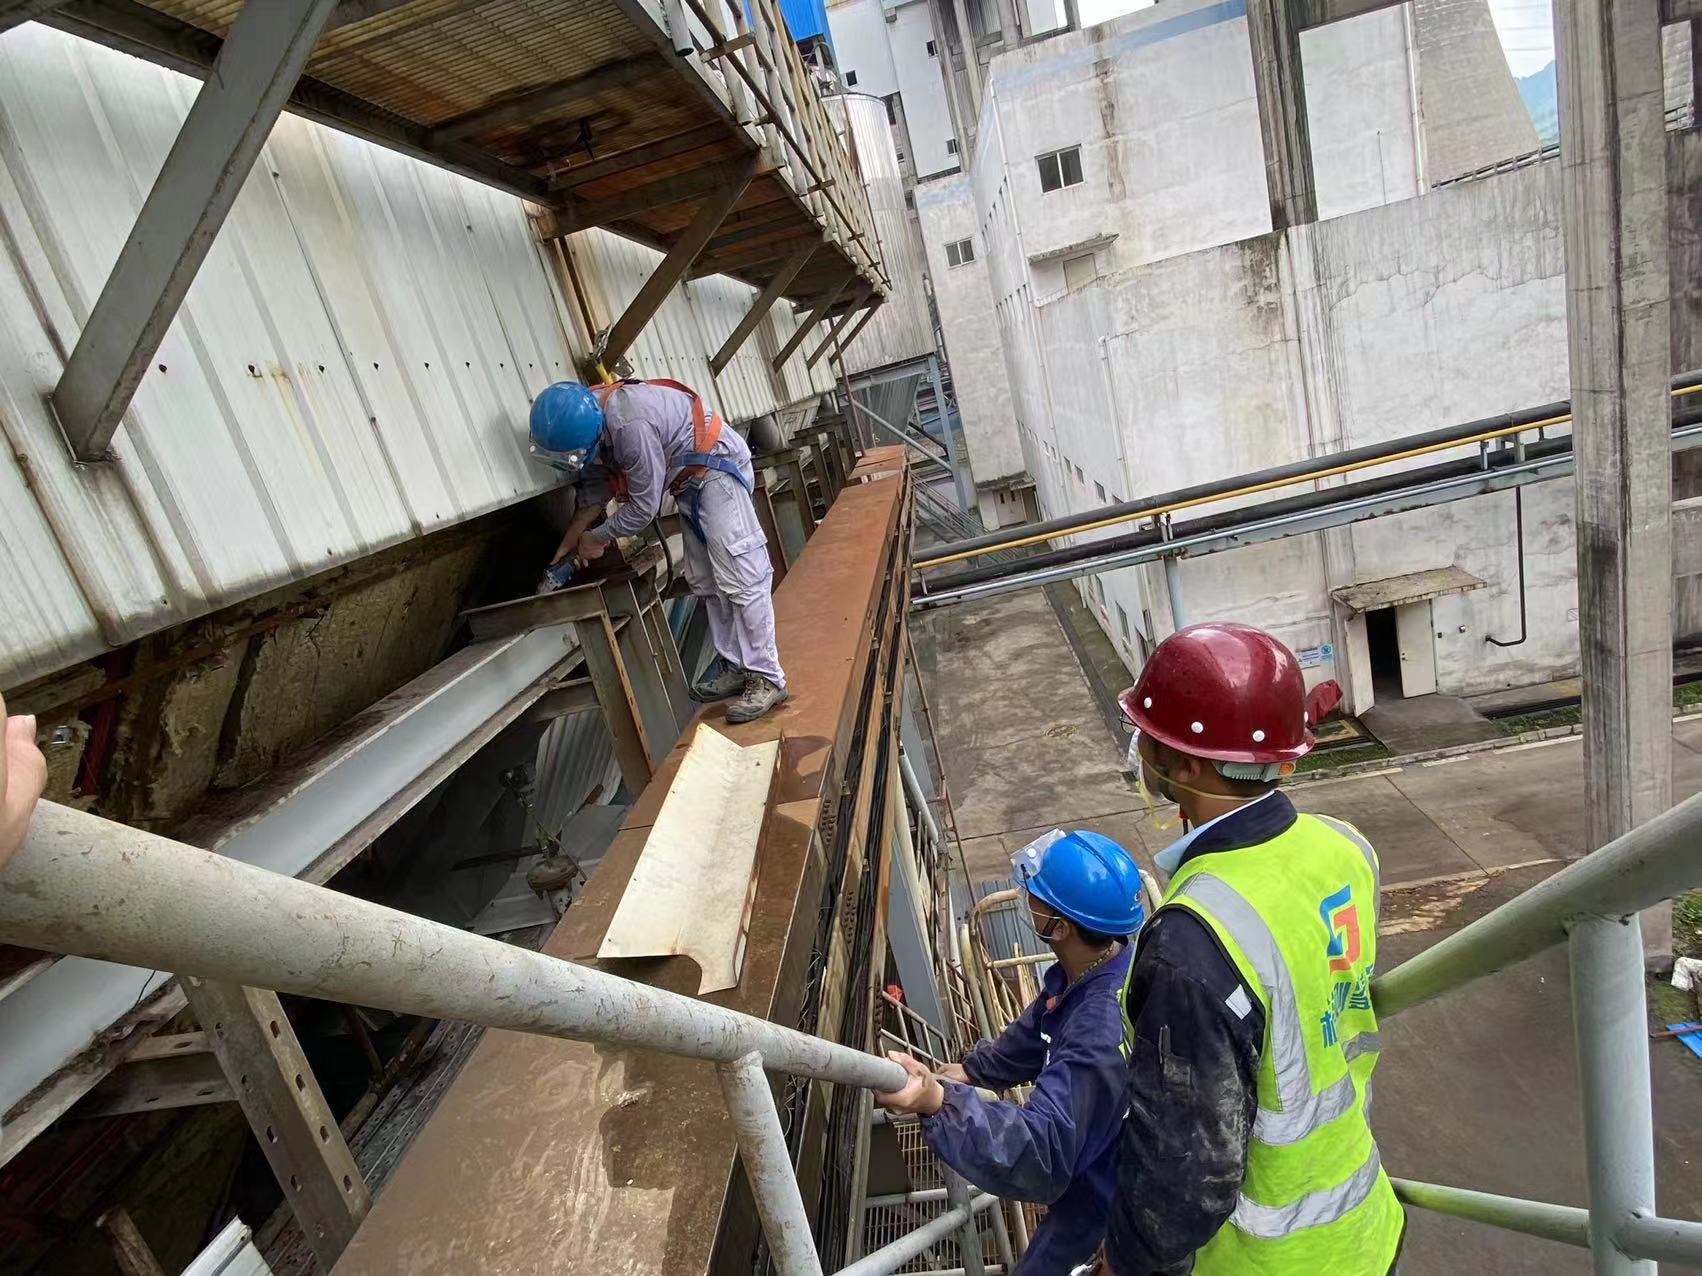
[915,0,1702,712]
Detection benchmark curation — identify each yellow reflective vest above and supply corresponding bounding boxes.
[1131,812,1404,1273]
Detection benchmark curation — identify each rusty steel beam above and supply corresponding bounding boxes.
[601,152,762,368]
[805,285,872,369]
[545,122,730,190]
[336,469,915,1276]
[711,239,820,374]
[429,54,668,144]
[770,269,854,371]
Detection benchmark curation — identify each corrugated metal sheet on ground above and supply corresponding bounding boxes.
[0,26,830,687]
[829,94,935,374]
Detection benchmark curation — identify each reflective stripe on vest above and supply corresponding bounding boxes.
[1154,812,1402,1269]
[1230,1145,1386,1240]
[1170,873,1360,1146]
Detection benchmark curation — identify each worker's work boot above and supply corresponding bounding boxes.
[726,674,789,724]
[691,655,746,702]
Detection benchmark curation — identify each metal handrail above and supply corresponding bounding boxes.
[0,802,937,1276]
[1372,788,1702,1017]
[1370,789,1702,1268]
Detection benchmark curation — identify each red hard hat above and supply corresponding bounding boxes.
[1117,623,1312,765]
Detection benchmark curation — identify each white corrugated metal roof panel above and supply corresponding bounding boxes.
[0,26,830,688]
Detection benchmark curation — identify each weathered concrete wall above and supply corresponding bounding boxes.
[1018,163,1592,709]
[1301,10,1424,219]
[1667,126,1702,636]
[829,0,963,178]
[976,0,1272,279]
[915,174,1023,484]
[940,0,1539,508]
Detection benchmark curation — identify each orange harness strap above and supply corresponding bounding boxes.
[592,378,725,501]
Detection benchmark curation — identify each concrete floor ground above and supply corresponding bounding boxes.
[912,588,1702,1275]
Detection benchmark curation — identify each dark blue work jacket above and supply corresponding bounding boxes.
[921,942,1134,1275]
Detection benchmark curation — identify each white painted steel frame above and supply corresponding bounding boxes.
[0,802,906,1274]
[51,0,341,459]
[5,768,1701,1268]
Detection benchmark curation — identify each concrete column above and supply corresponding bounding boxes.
[948,0,984,121]
[1555,0,1674,965]
[926,0,974,162]
[1245,0,1317,230]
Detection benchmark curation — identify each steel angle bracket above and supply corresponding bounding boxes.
[598,722,781,993]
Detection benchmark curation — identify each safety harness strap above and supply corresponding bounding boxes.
[676,455,753,543]
[591,378,728,503]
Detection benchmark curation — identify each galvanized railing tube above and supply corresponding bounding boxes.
[1372,788,1702,1018]
[0,804,909,1274]
[1372,789,1702,1270]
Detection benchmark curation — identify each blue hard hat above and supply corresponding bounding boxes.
[1012,829,1145,936]
[529,381,604,472]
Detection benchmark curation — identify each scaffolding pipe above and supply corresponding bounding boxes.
[837,1193,998,1276]
[719,1051,825,1276]
[1615,1214,1702,1266]
[1390,1179,1591,1248]
[1569,917,1656,1275]
[945,1169,985,1276]
[1371,789,1702,1019]
[900,749,945,849]
[0,804,910,1094]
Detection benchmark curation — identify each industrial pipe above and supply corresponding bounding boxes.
[921,431,1584,596]
[914,373,1702,571]
[1485,485,1528,648]
[1389,1179,1591,1248]
[1371,789,1702,1019]
[720,1051,825,1276]
[924,399,1702,600]
[836,1194,998,1276]
[913,425,1702,612]
[0,803,908,1095]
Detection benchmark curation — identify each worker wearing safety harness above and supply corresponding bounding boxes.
[875,830,1146,1275]
[528,378,787,724]
[1095,623,1403,1276]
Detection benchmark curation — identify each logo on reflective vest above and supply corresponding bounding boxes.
[1320,884,1361,973]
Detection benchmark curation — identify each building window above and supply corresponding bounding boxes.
[1037,145,1084,193]
[844,69,858,86]
[1094,481,1107,504]
[1117,603,1132,642]
[927,38,937,55]
[1090,577,1105,609]
[884,94,899,125]
[1073,462,1085,485]
[945,237,975,267]
[946,138,959,155]
[904,190,915,209]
